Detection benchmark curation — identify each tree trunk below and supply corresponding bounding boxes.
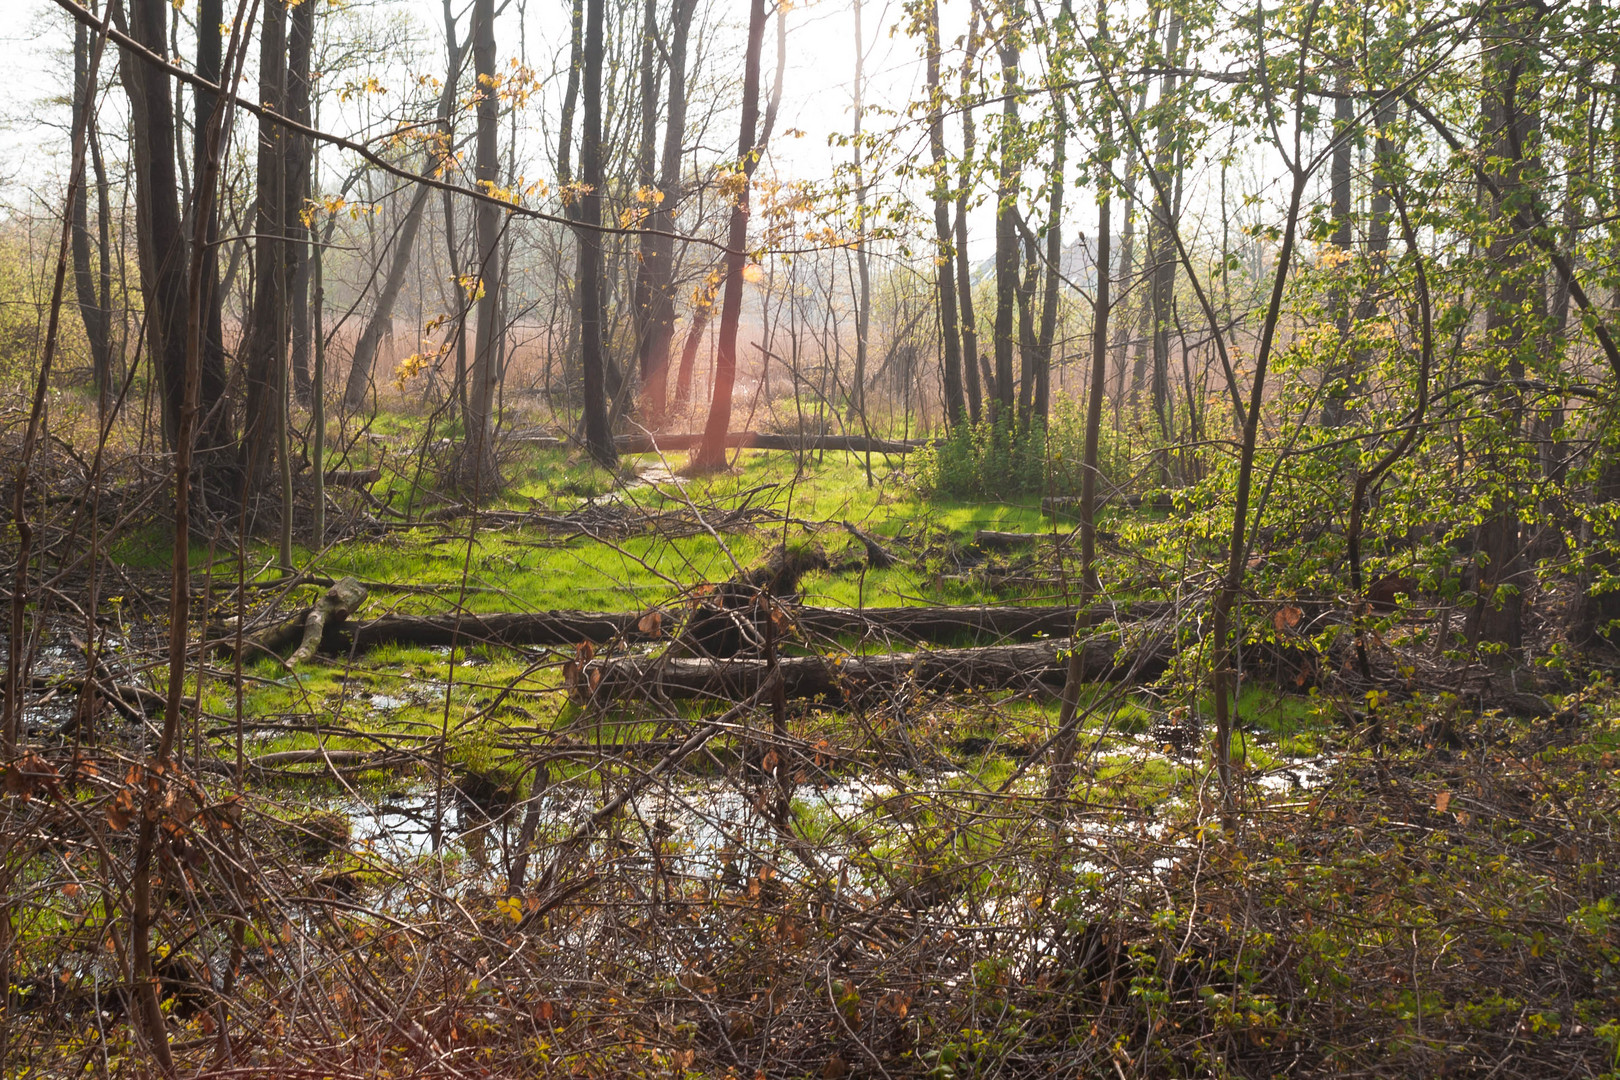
[462,0,506,487]
[578,631,1173,705]
[847,0,871,425]
[955,12,984,424]
[343,41,465,410]
[630,0,660,422]
[635,0,696,429]
[673,301,709,412]
[1320,82,1355,427]
[190,0,231,464]
[70,19,112,413]
[1049,0,1109,800]
[991,30,1020,423]
[285,0,315,404]
[692,0,769,471]
[924,2,965,427]
[1146,8,1181,481]
[575,0,617,468]
[1032,95,1066,428]
[1465,5,1539,649]
[240,0,288,501]
[120,0,191,454]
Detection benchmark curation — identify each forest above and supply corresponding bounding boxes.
[0,0,1618,1073]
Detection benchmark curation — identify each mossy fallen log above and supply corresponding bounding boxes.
[332,602,1173,653]
[570,628,1174,704]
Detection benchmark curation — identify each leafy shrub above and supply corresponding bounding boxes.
[912,398,1131,500]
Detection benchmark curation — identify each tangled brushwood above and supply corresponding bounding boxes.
[2,675,1620,1077]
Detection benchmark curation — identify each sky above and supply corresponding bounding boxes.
[0,0,1036,258]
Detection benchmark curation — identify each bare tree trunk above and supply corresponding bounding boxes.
[955,12,983,424]
[120,0,192,453]
[847,0,871,425]
[1146,7,1181,482]
[343,40,465,410]
[692,0,769,471]
[1033,94,1066,427]
[463,0,506,485]
[573,0,616,467]
[991,26,1020,423]
[1466,5,1539,649]
[285,0,314,404]
[1320,81,1354,427]
[923,0,965,427]
[1108,72,1148,414]
[70,18,112,412]
[1047,6,1112,799]
[1016,225,1038,423]
[673,301,709,412]
[240,0,287,500]
[636,0,697,429]
[630,0,660,421]
[190,0,231,463]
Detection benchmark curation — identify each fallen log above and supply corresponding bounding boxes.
[221,576,368,663]
[509,431,931,455]
[332,602,1172,653]
[323,468,382,487]
[289,578,368,666]
[842,521,900,568]
[342,610,650,652]
[973,529,1067,549]
[573,628,1174,704]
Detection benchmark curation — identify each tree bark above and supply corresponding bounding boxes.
[990,28,1020,423]
[924,1,965,427]
[955,13,984,425]
[1049,0,1109,801]
[240,0,288,500]
[577,631,1173,704]
[120,0,192,453]
[1320,80,1355,427]
[1465,5,1538,649]
[847,0,871,425]
[1032,94,1066,428]
[285,0,315,404]
[692,0,769,471]
[463,0,507,485]
[575,0,617,468]
[190,0,231,462]
[343,40,466,410]
[70,18,112,412]
[1145,7,1181,480]
[334,602,1170,653]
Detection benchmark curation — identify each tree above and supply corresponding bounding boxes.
[1465,2,1541,648]
[343,27,467,410]
[847,0,872,425]
[989,11,1021,422]
[573,0,616,468]
[954,11,985,424]
[919,0,966,427]
[239,0,288,501]
[462,0,509,485]
[69,16,111,413]
[117,0,191,452]
[634,0,698,428]
[285,0,315,404]
[691,0,769,471]
[1144,2,1182,482]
